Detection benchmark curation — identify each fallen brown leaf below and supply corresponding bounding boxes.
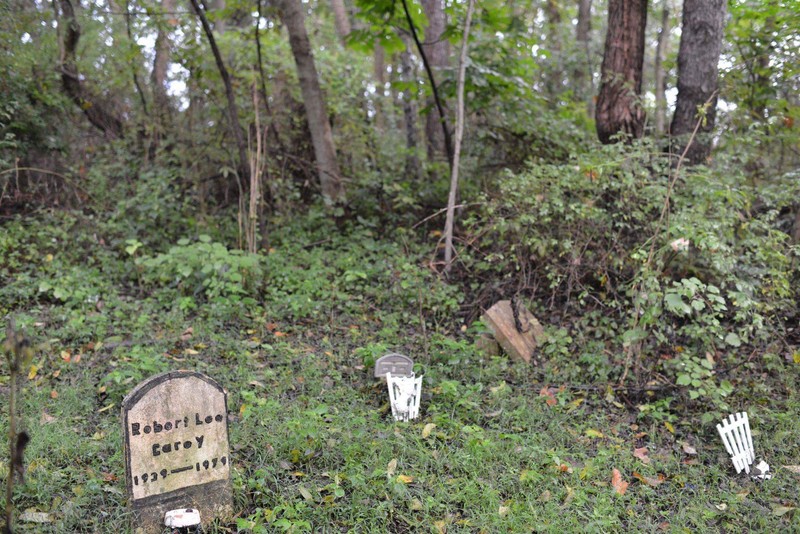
[633,471,665,487]
[612,468,629,495]
[633,447,651,464]
[539,387,557,407]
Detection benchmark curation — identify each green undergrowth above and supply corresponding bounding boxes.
[1,193,799,532]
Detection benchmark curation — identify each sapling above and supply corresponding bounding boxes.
[3,319,33,534]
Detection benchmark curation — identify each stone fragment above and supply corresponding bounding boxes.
[481,300,545,363]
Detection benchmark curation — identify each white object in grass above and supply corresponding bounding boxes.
[751,459,772,481]
[386,372,423,422]
[165,508,201,528]
[717,412,755,474]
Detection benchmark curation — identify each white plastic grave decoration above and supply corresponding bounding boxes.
[164,508,201,528]
[386,372,423,422]
[717,412,756,474]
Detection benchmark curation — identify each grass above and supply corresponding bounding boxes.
[1,209,799,533]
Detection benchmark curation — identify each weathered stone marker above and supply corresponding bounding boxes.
[122,370,233,533]
[482,300,545,363]
[374,353,414,378]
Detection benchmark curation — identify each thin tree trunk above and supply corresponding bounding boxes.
[189,0,250,183]
[400,44,423,182]
[744,3,776,122]
[151,0,174,123]
[401,0,453,168]
[574,0,593,113]
[421,0,448,161]
[670,0,726,164]
[213,0,226,34]
[57,0,124,139]
[544,0,562,97]
[276,0,345,203]
[443,0,475,274]
[373,43,386,131]
[122,0,148,115]
[330,0,351,44]
[654,1,670,137]
[595,0,648,144]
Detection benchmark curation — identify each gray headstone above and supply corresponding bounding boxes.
[374,353,414,378]
[122,370,233,533]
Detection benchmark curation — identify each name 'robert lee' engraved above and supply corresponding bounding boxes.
[129,412,224,437]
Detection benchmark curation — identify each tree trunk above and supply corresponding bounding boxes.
[443,0,475,273]
[574,0,593,114]
[669,0,726,164]
[400,45,423,182]
[58,0,124,139]
[151,0,175,125]
[330,0,351,44]
[595,0,647,144]
[213,0,226,34]
[421,0,448,162]
[276,0,345,204]
[373,43,386,131]
[653,1,670,137]
[121,0,149,116]
[402,0,452,168]
[544,0,562,97]
[188,0,250,184]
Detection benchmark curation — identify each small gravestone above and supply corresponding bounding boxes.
[374,353,414,378]
[122,370,233,533]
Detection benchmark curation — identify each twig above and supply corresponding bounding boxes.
[412,203,478,228]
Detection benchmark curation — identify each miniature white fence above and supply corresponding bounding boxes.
[716,412,755,474]
[386,372,423,422]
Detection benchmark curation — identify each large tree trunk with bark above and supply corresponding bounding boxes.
[58,0,124,139]
[595,0,647,144]
[670,0,727,164]
[421,0,448,162]
[277,0,345,203]
[653,1,671,137]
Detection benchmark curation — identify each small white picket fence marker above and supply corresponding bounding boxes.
[386,372,423,422]
[717,412,755,474]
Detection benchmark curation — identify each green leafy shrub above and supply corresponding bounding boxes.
[264,219,461,326]
[462,139,799,406]
[137,235,263,308]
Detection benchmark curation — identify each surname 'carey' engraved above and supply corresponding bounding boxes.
[152,435,204,456]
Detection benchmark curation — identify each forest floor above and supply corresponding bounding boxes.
[1,209,799,533]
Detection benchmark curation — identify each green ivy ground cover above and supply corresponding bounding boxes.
[1,205,798,533]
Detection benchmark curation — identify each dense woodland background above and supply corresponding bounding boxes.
[1,0,800,531]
